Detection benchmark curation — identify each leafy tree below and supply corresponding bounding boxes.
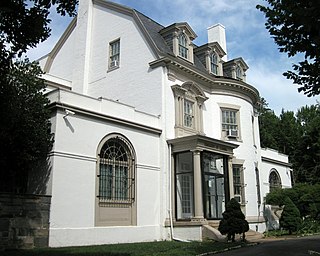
[266,184,320,220]
[278,110,299,156]
[293,105,320,184]
[279,197,301,234]
[0,60,53,192]
[218,198,249,242]
[0,0,78,192]
[257,1,320,96]
[0,0,78,61]
[258,99,280,149]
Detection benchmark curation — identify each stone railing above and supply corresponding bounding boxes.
[0,193,51,250]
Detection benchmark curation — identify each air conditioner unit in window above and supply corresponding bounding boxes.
[110,60,119,68]
[234,195,242,203]
[227,129,238,138]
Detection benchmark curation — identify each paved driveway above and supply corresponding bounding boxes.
[216,235,320,256]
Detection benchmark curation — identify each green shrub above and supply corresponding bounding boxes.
[280,197,302,234]
[218,198,249,242]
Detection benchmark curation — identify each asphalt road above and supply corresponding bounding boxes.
[217,235,320,256]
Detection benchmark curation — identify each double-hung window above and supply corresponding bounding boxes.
[222,109,238,137]
[210,52,218,75]
[109,39,120,69]
[178,33,188,59]
[233,165,243,204]
[236,65,242,80]
[184,99,194,128]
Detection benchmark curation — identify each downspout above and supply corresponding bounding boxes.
[168,143,190,242]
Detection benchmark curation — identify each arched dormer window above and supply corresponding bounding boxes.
[236,65,242,80]
[172,82,208,137]
[178,33,188,59]
[269,169,282,192]
[210,52,218,75]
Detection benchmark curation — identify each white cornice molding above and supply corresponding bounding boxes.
[150,57,260,106]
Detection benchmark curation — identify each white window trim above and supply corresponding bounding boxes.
[108,38,120,71]
[219,103,241,141]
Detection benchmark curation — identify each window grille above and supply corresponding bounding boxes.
[98,136,135,204]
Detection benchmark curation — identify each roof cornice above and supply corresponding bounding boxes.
[149,57,260,106]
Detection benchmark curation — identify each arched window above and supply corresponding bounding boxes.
[98,135,135,204]
[210,52,218,75]
[236,65,242,80]
[178,33,188,59]
[269,169,282,192]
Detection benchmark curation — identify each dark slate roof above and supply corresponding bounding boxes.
[134,9,207,72]
[134,11,172,55]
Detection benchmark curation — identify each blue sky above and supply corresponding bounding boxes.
[27,0,319,115]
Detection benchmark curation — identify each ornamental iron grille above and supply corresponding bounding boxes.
[98,136,135,205]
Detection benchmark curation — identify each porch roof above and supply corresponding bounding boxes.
[167,135,238,156]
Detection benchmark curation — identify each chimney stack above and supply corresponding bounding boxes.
[207,23,227,61]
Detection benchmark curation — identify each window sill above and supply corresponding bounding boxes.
[107,65,120,73]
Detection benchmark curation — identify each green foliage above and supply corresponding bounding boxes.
[0,1,77,192]
[218,198,249,242]
[259,101,320,184]
[0,59,54,192]
[0,0,78,60]
[257,0,320,96]
[266,184,320,220]
[279,197,301,234]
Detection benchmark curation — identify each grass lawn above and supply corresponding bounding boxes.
[2,240,248,256]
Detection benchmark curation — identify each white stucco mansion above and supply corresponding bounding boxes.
[35,0,292,247]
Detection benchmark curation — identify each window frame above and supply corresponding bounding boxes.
[236,65,242,80]
[232,165,245,205]
[98,135,135,205]
[219,104,241,140]
[210,52,219,75]
[183,99,194,128]
[269,169,282,192]
[109,39,120,70]
[178,33,189,59]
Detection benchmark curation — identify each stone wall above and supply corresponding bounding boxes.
[0,193,51,250]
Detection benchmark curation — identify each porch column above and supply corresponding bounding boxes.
[192,150,204,220]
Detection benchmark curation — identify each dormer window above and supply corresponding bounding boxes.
[222,57,249,82]
[178,33,188,59]
[159,23,197,64]
[194,42,225,76]
[236,65,242,80]
[210,52,218,75]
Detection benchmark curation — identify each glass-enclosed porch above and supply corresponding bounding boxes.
[168,135,238,222]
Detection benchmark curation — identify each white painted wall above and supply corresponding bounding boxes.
[87,5,163,115]
[48,26,76,82]
[47,90,164,246]
[260,148,292,200]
